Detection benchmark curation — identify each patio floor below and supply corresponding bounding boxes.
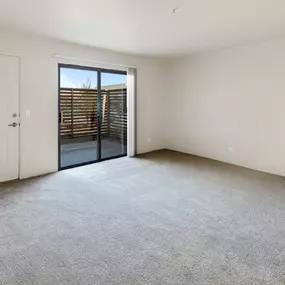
[60,139,126,168]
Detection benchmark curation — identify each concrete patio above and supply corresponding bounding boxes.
[60,139,127,168]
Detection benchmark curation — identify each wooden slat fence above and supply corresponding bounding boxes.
[60,88,127,142]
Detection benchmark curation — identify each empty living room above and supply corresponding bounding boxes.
[1,1,285,284]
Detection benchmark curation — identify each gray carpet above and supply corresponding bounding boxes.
[1,150,285,285]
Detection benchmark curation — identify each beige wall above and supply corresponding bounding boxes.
[164,39,285,176]
[0,29,164,179]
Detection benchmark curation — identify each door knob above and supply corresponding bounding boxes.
[8,122,18,127]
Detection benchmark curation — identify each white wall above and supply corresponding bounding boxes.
[0,30,164,179]
[164,39,285,176]
[3,29,284,179]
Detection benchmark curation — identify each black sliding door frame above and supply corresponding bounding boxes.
[97,70,102,161]
[58,63,127,171]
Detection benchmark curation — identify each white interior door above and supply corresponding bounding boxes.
[0,55,19,182]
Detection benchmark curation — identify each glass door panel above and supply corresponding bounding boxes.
[59,66,99,169]
[100,72,127,160]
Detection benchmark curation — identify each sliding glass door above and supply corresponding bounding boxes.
[58,64,127,170]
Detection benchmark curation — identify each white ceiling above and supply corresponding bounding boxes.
[1,0,285,57]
